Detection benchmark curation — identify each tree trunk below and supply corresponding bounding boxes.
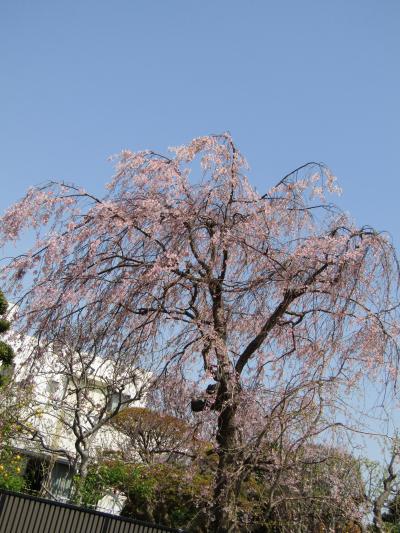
[372,502,384,533]
[209,277,242,532]
[212,394,241,533]
[73,444,90,503]
[78,454,89,480]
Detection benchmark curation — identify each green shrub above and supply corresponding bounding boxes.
[0,449,26,492]
[0,341,14,366]
[0,293,8,316]
[0,319,10,335]
[78,460,212,530]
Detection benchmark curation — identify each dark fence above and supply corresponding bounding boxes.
[0,489,184,533]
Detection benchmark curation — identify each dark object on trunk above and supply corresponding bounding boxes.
[206,383,218,395]
[191,398,206,412]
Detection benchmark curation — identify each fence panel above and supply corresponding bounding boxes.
[0,490,184,533]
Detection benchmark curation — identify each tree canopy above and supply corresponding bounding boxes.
[1,134,399,531]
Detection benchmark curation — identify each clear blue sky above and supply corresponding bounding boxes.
[0,0,398,459]
[1,0,398,246]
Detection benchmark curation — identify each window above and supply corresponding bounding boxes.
[46,380,60,397]
[49,461,73,502]
[24,456,49,494]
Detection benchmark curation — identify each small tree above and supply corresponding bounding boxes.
[363,439,400,533]
[250,445,366,532]
[111,407,195,464]
[382,493,400,532]
[14,317,148,497]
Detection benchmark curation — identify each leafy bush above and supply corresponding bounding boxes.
[79,460,212,530]
[0,290,13,387]
[77,446,365,532]
[0,319,10,335]
[0,293,8,316]
[0,341,14,366]
[0,449,26,492]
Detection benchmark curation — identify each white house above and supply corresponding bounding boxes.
[6,329,147,511]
